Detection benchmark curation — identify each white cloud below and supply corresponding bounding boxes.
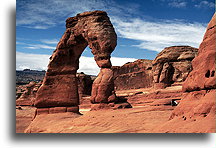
[16,52,137,76]
[40,39,59,44]
[158,0,187,8]
[18,15,206,53]
[111,57,137,66]
[16,52,50,71]
[195,1,215,8]
[168,1,187,8]
[16,41,26,45]
[28,25,50,29]
[112,17,206,52]
[17,38,58,49]
[24,44,56,50]
[16,0,133,29]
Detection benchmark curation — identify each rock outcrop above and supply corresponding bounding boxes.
[34,10,130,115]
[112,59,153,90]
[157,14,215,133]
[16,81,42,106]
[170,14,216,121]
[152,46,198,89]
[76,73,94,98]
[127,87,182,108]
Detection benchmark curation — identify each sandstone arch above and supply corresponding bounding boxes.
[34,11,125,115]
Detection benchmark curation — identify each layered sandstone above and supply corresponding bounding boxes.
[171,14,216,120]
[157,14,216,133]
[152,46,198,89]
[112,59,153,90]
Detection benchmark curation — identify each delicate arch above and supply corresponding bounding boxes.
[34,11,120,115]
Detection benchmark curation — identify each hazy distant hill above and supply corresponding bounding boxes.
[16,69,46,85]
[16,69,97,85]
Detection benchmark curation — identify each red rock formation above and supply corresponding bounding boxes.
[76,73,93,98]
[91,68,115,103]
[127,88,182,108]
[34,11,130,115]
[16,81,42,106]
[157,14,215,133]
[152,46,198,89]
[112,59,153,90]
[171,14,216,119]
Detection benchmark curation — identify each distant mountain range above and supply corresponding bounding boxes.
[16,69,97,85]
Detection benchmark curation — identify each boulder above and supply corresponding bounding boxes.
[112,59,153,90]
[152,46,198,88]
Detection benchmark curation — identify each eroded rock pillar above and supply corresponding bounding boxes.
[34,26,88,115]
[91,67,116,104]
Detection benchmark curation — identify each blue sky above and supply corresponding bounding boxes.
[16,0,215,75]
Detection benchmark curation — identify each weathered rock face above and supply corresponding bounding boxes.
[152,46,198,88]
[91,68,115,103]
[112,59,153,90]
[168,14,216,132]
[76,73,93,98]
[16,81,42,106]
[182,18,216,92]
[34,11,126,114]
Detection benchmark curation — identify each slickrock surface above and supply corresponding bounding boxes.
[24,108,172,133]
[152,46,198,89]
[21,85,180,133]
[112,59,153,90]
[156,14,216,133]
[124,86,182,108]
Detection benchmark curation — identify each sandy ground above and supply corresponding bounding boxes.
[16,106,36,133]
